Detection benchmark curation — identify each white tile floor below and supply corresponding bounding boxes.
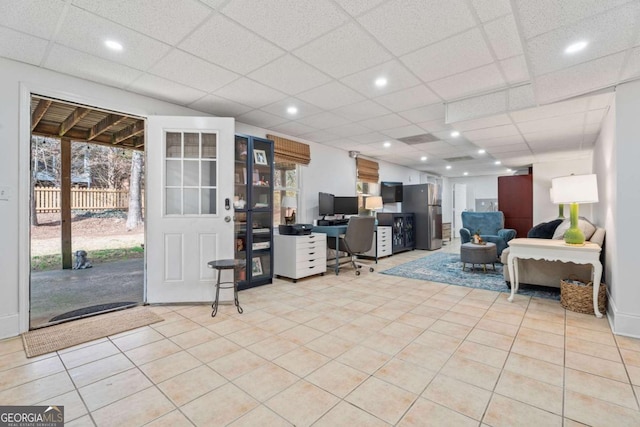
[1,242,640,426]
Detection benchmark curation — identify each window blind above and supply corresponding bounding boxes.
[267,134,311,166]
[356,158,379,183]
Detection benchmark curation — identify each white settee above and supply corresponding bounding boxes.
[501,227,605,288]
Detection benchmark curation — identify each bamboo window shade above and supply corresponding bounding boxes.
[356,158,379,183]
[267,134,311,167]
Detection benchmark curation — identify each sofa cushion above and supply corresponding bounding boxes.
[552,217,596,241]
[527,219,563,239]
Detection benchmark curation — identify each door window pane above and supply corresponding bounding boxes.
[166,132,181,158]
[184,133,199,159]
[166,188,181,214]
[183,160,199,186]
[184,189,199,214]
[202,133,217,159]
[201,189,216,214]
[201,160,217,186]
[166,160,181,186]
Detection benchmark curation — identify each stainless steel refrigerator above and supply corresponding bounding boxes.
[403,184,442,250]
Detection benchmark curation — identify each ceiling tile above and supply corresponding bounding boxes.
[322,139,362,150]
[0,0,67,39]
[149,50,239,92]
[508,85,536,111]
[326,123,372,138]
[381,125,427,139]
[221,0,348,50]
[358,114,411,131]
[128,74,207,105]
[429,64,506,100]
[44,44,142,88]
[534,52,626,104]
[513,0,632,39]
[516,112,585,134]
[484,15,523,60]
[401,28,494,82]
[298,130,341,143]
[179,14,284,74]
[340,60,421,97]
[294,22,392,78]
[72,0,211,45]
[587,92,614,110]
[500,56,530,84]
[358,0,476,55]
[475,134,526,147]
[417,118,449,133]
[621,46,640,81]
[199,0,226,9]
[487,143,531,153]
[464,124,520,141]
[333,0,386,16]
[188,94,253,117]
[452,114,512,131]
[331,100,391,122]
[398,103,445,123]
[349,132,389,144]
[585,109,606,124]
[269,121,317,137]
[236,110,288,128]
[0,26,48,66]
[446,91,507,122]
[298,112,351,129]
[248,54,331,95]
[374,85,441,112]
[510,97,588,122]
[470,0,512,22]
[213,78,288,108]
[260,98,323,119]
[297,81,366,110]
[523,128,584,144]
[525,3,639,76]
[56,6,172,70]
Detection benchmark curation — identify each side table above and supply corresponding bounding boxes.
[207,259,245,317]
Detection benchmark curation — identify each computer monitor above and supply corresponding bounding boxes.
[318,192,335,217]
[333,196,359,215]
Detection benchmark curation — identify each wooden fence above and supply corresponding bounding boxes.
[35,187,140,213]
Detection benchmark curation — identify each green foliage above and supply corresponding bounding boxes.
[31,246,144,272]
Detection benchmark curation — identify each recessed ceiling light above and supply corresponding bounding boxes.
[450,131,460,138]
[104,40,123,51]
[565,40,588,54]
[383,141,391,148]
[286,106,298,115]
[495,160,502,165]
[420,156,427,161]
[375,77,388,88]
[463,172,469,176]
[507,168,513,172]
[446,165,452,170]
[478,149,486,154]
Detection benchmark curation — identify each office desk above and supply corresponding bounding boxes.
[312,225,348,275]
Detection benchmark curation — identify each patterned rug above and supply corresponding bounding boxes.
[381,253,560,300]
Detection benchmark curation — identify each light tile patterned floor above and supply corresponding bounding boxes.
[2,243,640,426]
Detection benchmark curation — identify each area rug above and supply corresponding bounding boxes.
[381,253,560,301]
[22,306,163,358]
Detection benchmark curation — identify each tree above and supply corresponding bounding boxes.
[126,150,144,230]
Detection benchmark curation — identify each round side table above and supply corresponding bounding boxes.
[207,259,245,317]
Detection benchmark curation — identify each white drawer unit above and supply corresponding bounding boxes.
[274,232,327,282]
[363,226,392,261]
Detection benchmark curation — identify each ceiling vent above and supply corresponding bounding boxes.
[397,133,439,145]
[443,155,474,162]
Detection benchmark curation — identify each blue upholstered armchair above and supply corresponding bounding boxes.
[459,211,516,256]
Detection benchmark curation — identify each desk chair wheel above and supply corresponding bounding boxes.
[355,270,361,276]
[369,267,374,272]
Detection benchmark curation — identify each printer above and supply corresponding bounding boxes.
[278,224,313,235]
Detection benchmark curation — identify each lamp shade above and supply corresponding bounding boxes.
[281,196,297,209]
[365,196,383,210]
[551,174,598,204]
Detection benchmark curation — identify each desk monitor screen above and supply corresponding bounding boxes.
[334,196,359,215]
[318,192,334,216]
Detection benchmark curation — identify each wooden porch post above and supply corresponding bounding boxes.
[61,138,72,269]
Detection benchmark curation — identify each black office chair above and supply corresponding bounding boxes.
[328,216,376,275]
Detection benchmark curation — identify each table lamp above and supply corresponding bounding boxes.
[551,174,598,245]
[281,196,297,225]
[549,187,565,219]
[365,196,383,217]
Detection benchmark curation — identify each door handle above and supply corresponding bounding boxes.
[224,216,231,222]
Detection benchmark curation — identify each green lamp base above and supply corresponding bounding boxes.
[563,202,585,246]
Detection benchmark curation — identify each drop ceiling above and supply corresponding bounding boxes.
[1,0,638,177]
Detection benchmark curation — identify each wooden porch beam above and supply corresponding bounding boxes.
[87,114,127,141]
[31,99,52,131]
[60,138,72,269]
[58,107,90,136]
[112,120,144,145]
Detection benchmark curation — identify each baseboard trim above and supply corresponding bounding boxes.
[0,314,20,340]
[607,295,640,339]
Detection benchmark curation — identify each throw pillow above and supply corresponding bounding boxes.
[527,219,564,239]
[552,217,597,241]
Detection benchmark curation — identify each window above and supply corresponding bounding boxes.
[273,163,300,226]
[165,131,217,215]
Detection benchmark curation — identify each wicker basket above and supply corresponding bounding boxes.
[560,279,607,315]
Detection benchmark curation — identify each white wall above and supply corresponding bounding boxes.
[595,80,640,337]
[531,156,593,225]
[448,175,499,211]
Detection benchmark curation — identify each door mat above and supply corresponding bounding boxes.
[22,306,163,358]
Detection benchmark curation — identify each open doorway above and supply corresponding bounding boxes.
[29,95,145,328]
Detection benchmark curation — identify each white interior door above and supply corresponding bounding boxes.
[146,116,235,303]
[453,183,467,238]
